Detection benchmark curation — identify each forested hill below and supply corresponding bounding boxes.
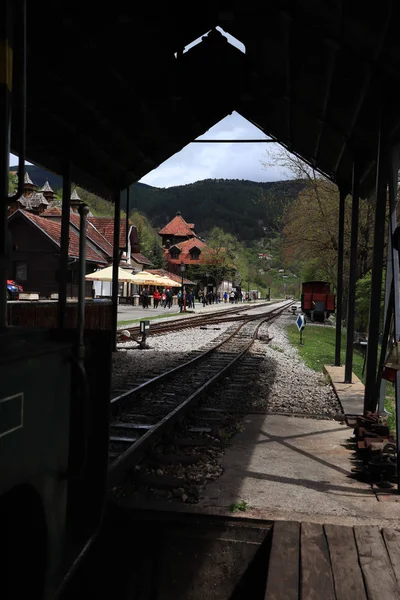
[10,164,305,242]
[124,179,306,241]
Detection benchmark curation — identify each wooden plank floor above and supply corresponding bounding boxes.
[265,521,400,599]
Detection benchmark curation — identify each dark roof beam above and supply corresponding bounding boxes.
[109,65,179,156]
[41,68,147,166]
[333,10,392,174]
[313,41,339,165]
[31,107,136,191]
[281,12,292,149]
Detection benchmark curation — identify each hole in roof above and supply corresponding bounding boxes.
[174,26,245,58]
[138,112,294,189]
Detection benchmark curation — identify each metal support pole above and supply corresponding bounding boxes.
[344,164,360,383]
[125,186,130,299]
[58,163,71,328]
[377,146,400,413]
[181,271,184,312]
[393,227,400,491]
[112,190,121,351]
[77,203,89,363]
[335,187,346,366]
[364,131,388,413]
[125,185,130,253]
[0,1,13,330]
[378,223,392,413]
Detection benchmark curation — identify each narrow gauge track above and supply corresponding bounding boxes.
[116,301,276,341]
[108,300,293,487]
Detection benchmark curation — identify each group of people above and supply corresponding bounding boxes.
[140,286,259,310]
[140,287,195,310]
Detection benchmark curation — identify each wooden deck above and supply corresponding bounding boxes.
[265,521,400,600]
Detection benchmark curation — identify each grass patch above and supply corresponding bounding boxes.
[118,312,182,326]
[229,500,248,513]
[286,323,396,434]
[286,324,365,376]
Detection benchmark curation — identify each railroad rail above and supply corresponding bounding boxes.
[108,300,293,487]
[116,300,277,341]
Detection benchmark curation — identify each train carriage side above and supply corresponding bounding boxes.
[301,281,335,321]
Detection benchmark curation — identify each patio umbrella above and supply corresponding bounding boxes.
[129,271,173,286]
[85,266,136,282]
[157,275,181,287]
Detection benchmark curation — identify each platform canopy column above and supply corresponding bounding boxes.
[112,190,121,351]
[0,0,14,330]
[58,162,71,328]
[378,146,400,414]
[334,186,347,366]
[364,120,388,413]
[344,163,361,383]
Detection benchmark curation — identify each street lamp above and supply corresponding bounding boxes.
[180,261,186,312]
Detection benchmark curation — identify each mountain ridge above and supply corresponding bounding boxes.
[10,165,304,241]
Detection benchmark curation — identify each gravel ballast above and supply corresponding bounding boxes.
[112,321,237,392]
[113,309,342,507]
[254,312,341,417]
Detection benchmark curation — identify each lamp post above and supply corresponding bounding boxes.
[180,261,186,312]
[205,271,209,295]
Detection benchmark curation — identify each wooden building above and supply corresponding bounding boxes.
[7,175,153,298]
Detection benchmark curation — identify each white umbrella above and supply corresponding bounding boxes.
[158,275,181,287]
[85,266,136,282]
[129,271,169,285]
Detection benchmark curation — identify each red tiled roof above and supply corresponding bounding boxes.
[70,213,113,257]
[19,210,106,264]
[42,206,62,216]
[42,207,114,258]
[88,217,128,248]
[131,252,153,266]
[166,238,208,265]
[158,215,197,238]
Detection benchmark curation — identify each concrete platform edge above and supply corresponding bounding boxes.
[323,364,365,417]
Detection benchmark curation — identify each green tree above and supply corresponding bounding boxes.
[131,210,166,268]
[199,227,240,287]
[264,148,375,290]
[8,172,17,194]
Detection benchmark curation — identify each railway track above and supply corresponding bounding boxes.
[116,300,277,341]
[108,300,293,487]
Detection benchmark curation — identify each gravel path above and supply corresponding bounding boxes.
[254,312,341,416]
[112,321,237,391]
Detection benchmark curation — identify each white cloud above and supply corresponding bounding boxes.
[140,112,292,188]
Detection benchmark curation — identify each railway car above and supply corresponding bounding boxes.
[301,281,335,321]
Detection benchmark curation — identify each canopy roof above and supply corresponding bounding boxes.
[130,271,179,287]
[85,266,136,283]
[11,2,400,199]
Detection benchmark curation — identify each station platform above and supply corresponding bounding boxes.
[323,365,365,416]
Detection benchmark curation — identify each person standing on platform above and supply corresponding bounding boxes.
[153,289,161,308]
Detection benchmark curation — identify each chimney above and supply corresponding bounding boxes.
[40,180,55,203]
[70,188,82,213]
[23,171,36,195]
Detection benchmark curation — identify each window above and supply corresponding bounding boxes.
[190,250,200,260]
[15,261,28,281]
[170,248,181,259]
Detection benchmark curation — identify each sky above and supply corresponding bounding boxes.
[139,112,292,188]
[9,28,292,189]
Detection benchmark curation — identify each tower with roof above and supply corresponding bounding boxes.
[8,172,49,215]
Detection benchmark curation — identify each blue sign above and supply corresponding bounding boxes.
[296,315,305,331]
